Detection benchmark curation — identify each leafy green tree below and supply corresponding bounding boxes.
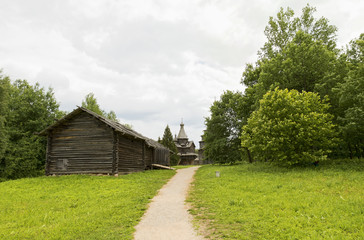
[1,79,62,179]
[261,4,337,59]
[241,88,337,165]
[204,91,252,164]
[0,73,10,161]
[334,34,364,158]
[239,4,357,159]
[161,125,179,166]
[242,4,339,92]
[259,31,337,93]
[81,93,119,122]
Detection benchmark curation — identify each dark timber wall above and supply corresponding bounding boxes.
[47,112,114,175]
[145,147,154,167]
[42,107,170,175]
[118,136,145,174]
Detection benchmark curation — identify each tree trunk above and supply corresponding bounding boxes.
[244,147,253,163]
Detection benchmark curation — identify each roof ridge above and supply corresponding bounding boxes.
[39,106,167,150]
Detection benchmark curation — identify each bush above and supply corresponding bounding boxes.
[241,88,337,165]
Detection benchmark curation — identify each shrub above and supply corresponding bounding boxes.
[241,88,337,165]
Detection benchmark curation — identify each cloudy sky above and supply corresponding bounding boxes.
[0,0,363,144]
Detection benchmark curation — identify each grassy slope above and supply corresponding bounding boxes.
[188,159,364,239]
[0,170,175,240]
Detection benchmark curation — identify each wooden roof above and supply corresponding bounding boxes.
[39,107,168,150]
[177,122,188,139]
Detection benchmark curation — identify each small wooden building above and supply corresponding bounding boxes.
[39,107,170,175]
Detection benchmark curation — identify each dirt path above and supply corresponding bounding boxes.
[134,166,204,240]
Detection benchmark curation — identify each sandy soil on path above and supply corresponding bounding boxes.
[134,166,204,240]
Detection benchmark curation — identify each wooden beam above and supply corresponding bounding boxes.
[112,131,118,175]
[45,133,52,176]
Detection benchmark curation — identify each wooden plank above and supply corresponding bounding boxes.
[151,164,175,170]
[45,134,52,175]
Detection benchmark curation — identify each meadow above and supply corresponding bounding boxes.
[0,170,175,240]
[188,159,364,239]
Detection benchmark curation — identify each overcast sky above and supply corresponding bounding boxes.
[0,0,363,144]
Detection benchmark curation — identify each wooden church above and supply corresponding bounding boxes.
[174,122,198,165]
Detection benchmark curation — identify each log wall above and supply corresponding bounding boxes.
[47,112,114,175]
[118,135,145,174]
[145,147,154,168]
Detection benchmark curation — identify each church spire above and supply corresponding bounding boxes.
[177,120,188,139]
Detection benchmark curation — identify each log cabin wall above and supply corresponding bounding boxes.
[154,148,170,166]
[145,147,154,168]
[118,135,145,174]
[47,112,114,175]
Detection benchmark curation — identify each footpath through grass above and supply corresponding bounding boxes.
[188,159,364,239]
[0,170,175,240]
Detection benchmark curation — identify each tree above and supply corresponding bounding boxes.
[261,4,337,59]
[259,31,337,93]
[81,93,119,122]
[241,88,337,165]
[0,72,10,162]
[204,91,252,164]
[1,79,63,179]
[334,34,364,158]
[242,4,338,89]
[160,125,179,166]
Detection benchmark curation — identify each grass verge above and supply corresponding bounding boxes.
[0,170,175,239]
[188,159,364,239]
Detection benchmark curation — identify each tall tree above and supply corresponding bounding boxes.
[1,79,62,179]
[161,125,179,166]
[334,34,364,158]
[261,4,337,59]
[242,4,338,88]
[0,72,10,162]
[239,4,356,159]
[204,91,252,164]
[81,93,119,122]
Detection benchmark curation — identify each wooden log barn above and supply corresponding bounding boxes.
[39,107,170,175]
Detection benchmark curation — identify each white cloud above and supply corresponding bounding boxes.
[0,0,363,144]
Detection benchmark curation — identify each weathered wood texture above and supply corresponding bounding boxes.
[151,164,175,170]
[145,147,154,167]
[47,112,114,175]
[42,107,170,175]
[118,136,145,173]
[154,148,170,166]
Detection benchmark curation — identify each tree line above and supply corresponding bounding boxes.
[0,76,63,180]
[204,5,363,165]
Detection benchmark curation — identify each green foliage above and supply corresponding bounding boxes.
[161,125,179,166]
[237,4,363,160]
[123,123,133,129]
[242,88,337,165]
[0,78,62,179]
[188,161,364,239]
[242,4,339,103]
[334,34,364,158]
[81,93,119,122]
[259,31,337,93]
[0,170,175,239]
[204,91,251,164]
[261,4,337,59]
[0,73,10,160]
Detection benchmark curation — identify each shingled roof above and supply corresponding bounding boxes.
[39,107,167,150]
[177,122,188,139]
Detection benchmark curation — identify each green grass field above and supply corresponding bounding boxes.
[188,159,364,239]
[0,170,175,240]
